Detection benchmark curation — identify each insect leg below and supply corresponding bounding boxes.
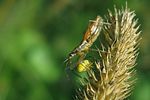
[76,53,86,66]
[89,48,99,52]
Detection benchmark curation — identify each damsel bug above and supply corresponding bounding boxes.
[77,59,93,72]
[65,16,103,70]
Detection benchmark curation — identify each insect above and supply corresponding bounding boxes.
[77,59,93,72]
[65,16,103,70]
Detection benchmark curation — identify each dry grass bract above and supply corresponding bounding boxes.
[75,5,141,100]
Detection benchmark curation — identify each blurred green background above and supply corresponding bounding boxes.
[0,0,149,100]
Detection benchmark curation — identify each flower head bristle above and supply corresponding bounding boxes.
[75,5,141,100]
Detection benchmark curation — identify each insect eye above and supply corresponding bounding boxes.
[69,53,72,56]
[69,53,74,58]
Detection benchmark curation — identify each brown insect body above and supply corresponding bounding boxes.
[65,16,103,70]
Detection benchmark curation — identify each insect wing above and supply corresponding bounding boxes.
[83,16,100,41]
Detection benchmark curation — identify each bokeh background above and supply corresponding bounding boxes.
[0,0,149,100]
